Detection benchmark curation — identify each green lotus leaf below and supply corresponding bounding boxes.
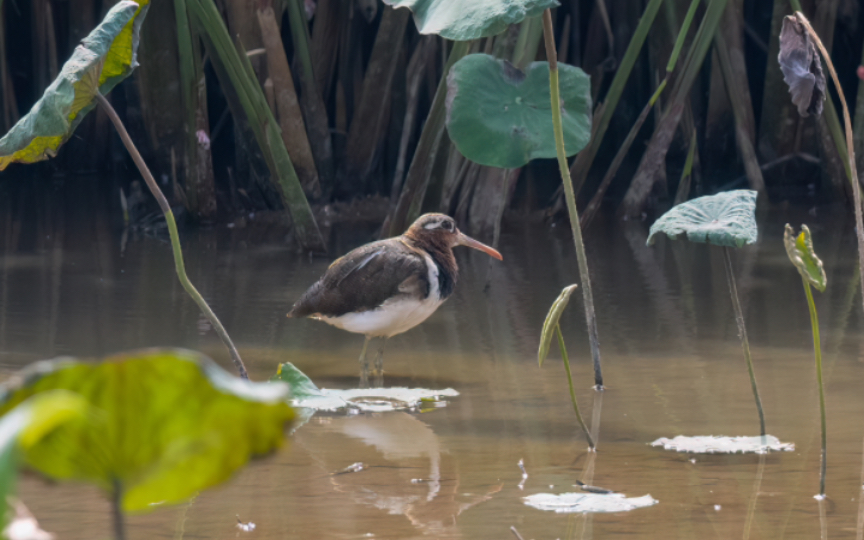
[539,285,578,367]
[0,0,149,170]
[445,54,591,168]
[382,0,558,41]
[0,392,88,529]
[647,190,758,248]
[0,349,294,513]
[784,224,826,292]
[271,362,322,400]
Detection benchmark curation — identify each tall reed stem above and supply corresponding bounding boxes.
[95,93,249,380]
[722,246,766,436]
[542,9,603,388]
[803,278,827,496]
[556,325,595,449]
[794,12,864,323]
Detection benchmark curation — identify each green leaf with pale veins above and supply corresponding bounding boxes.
[647,190,759,248]
[446,54,592,168]
[784,224,826,292]
[382,0,558,41]
[0,0,149,170]
[539,285,578,367]
[0,349,294,513]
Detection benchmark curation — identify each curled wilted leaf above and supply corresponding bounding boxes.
[778,15,825,117]
[784,224,826,292]
[0,1,149,170]
[539,285,578,367]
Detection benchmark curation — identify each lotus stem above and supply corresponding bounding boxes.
[722,246,766,436]
[542,9,604,389]
[95,92,249,380]
[793,12,864,327]
[556,325,595,449]
[112,479,125,540]
[803,277,827,496]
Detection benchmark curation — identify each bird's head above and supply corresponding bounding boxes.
[404,214,503,260]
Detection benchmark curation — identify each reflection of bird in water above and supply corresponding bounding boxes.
[296,413,501,539]
[288,214,502,386]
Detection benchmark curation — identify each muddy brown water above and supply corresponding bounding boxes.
[2,189,864,539]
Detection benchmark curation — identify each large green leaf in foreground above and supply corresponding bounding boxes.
[0,0,149,170]
[0,392,87,530]
[0,349,293,513]
[445,54,591,168]
[647,190,758,248]
[382,0,558,41]
[784,224,826,292]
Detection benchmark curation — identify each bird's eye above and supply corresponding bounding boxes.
[442,220,453,231]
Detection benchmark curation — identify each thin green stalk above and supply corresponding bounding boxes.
[95,92,249,380]
[174,0,200,214]
[666,0,699,73]
[722,246,766,436]
[568,0,664,195]
[556,325,595,449]
[803,278,827,496]
[543,9,603,388]
[794,12,864,330]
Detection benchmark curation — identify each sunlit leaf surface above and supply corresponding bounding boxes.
[446,54,591,168]
[647,190,758,248]
[523,492,658,513]
[651,435,795,454]
[273,362,458,412]
[0,349,294,513]
[382,0,557,41]
[0,0,149,170]
[784,224,826,292]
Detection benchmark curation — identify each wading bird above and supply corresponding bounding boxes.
[288,213,503,386]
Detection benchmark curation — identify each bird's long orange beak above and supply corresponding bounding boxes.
[456,231,503,260]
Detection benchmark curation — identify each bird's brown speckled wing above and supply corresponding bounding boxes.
[288,239,430,318]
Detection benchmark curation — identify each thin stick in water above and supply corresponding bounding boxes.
[722,246,766,436]
[94,92,249,380]
[542,9,604,389]
[556,325,595,449]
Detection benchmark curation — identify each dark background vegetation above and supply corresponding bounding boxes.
[1,0,863,247]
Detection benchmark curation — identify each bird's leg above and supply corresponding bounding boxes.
[358,335,372,389]
[373,338,388,388]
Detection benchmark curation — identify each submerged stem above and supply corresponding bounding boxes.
[95,93,249,380]
[803,278,827,496]
[556,325,595,449]
[721,246,766,436]
[542,9,604,389]
[112,479,125,540]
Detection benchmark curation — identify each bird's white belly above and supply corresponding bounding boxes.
[318,251,445,338]
[319,295,445,337]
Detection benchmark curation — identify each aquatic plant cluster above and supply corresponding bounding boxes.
[0,0,861,538]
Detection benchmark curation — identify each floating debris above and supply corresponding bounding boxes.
[333,462,367,475]
[517,459,528,490]
[3,499,54,540]
[714,505,722,511]
[651,435,795,454]
[523,491,658,514]
[575,480,612,494]
[272,362,459,412]
[235,516,256,532]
